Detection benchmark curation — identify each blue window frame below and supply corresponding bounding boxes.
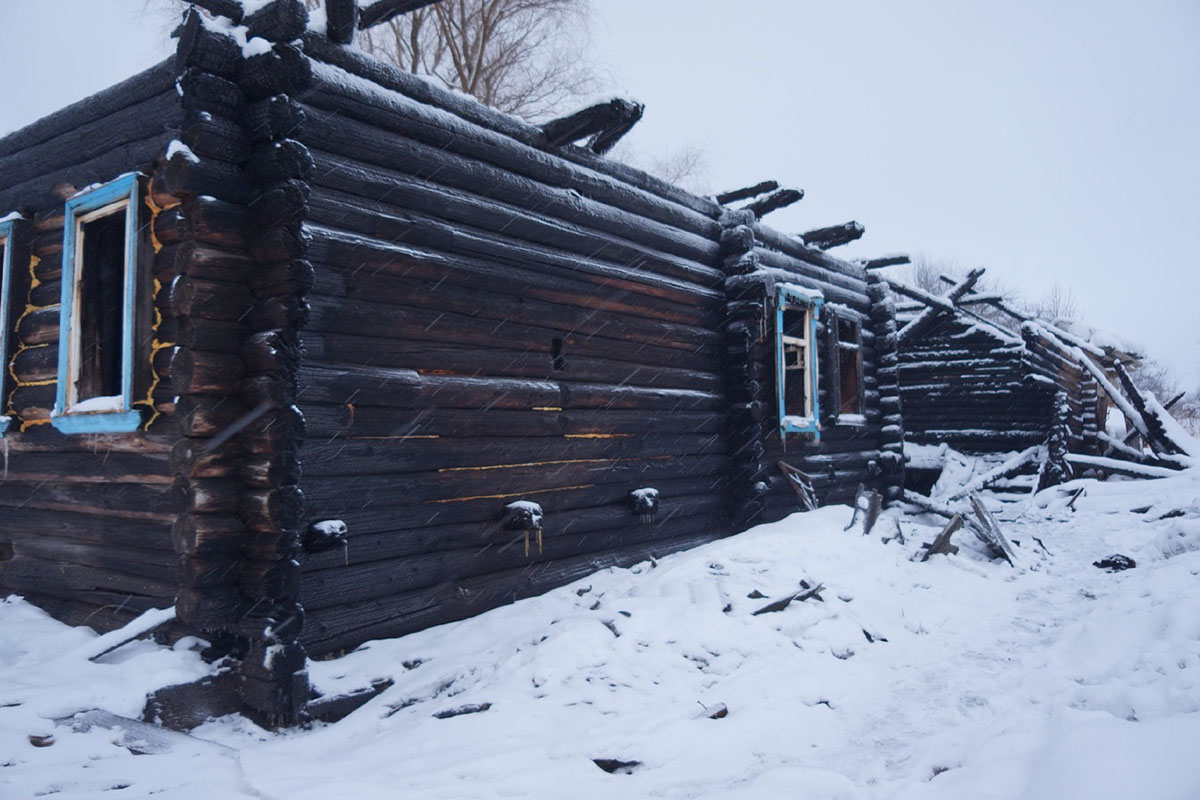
[52,173,143,434]
[775,282,823,439]
[0,215,19,435]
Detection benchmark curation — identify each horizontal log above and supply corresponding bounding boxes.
[303,296,720,373]
[300,500,723,611]
[152,196,247,251]
[306,188,721,310]
[0,60,174,160]
[302,452,728,509]
[300,53,720,233]
[9,538,176,581]
[154,242,254,285]
[308,257,717,351]
[304,404,726,440]
[801,221,864,250]
[299,431,727,478]
[302,143,721,288]
[308,228,717,328]
[303,332,723,392]
[304,474,731,536]
[156,316,247,353]
[300,528,718,656]
[151,147,250,207]
[0,557,175,599]
[172,513,247,556]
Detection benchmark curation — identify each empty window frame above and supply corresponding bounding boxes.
[830,310,865,422]
[0,215,19,435]
[52,173,143,433]
[775,283,823,438]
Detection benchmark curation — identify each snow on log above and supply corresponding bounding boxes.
[896,268,984,343]
[947,446,1043,501]
[861,254,910,270]
[715,180,778,206]
[801,221,864,250]
[541,98,644,155]
[1063,454,1181,480]
[742,187,803,219]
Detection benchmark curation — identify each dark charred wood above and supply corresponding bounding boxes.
[181,110,253,163]
[168,347,247,395]
[176,395,247,438]
[359,0,446,29]
[238,404,306,455]
[177,68,244,117]
[172,476,241,514]
[241,485,304,534]
[155,242,254,284]
[241,44,312,102]
[324,0,360,44]
[542,98,644,152]
[300,61,720,237]
[153,197,246,251]
[743,188,803,219]
[715,181,779,206]
[245,95,308,143]
[185,0,245,24]
[178,551,242,589]
[171,438,242,479]
[244,0,308,42]
[241,330,302,376]
[156,316,247,353]
[174,8,242,80]
[0,60,174,161]
[248,222,309,264]
[247,180,309,229]
[862,254,910,270]
[175,584,243,630]
[241,452,302,488]
[248,139,314,184]
[801,221,864,250]
[152,149,250,206]
[172,513,246,556]
[248,259,315,298]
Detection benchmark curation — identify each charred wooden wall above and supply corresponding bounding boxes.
[0,61,181,630]
[292,42,735,656]
[897,317,1056,453]
[741,226,894,525]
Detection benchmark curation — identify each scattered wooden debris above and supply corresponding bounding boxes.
[948,446,1043,501]
[433,702,492,720]
[844,484,883,535]
[143,672,241,732]
[752,582,825,615]
[697,702,728,720]
[920,515,963,562]
[593,758,642,774]
[1094,554,1136,572]
[968,493,1017,566]
[306,678,394,724]
[778,461,818,511]
[28,734,54,747]
[58,709,234,755]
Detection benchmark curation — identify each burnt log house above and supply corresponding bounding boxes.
[0,0,901,725]
[883,267,1166,490]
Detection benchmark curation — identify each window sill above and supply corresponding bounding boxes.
[781,415,821,438]
[51,409,142,434]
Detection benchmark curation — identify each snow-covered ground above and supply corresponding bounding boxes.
[3,469,1199,799]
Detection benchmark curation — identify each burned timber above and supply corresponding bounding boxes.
[0,0,903,725]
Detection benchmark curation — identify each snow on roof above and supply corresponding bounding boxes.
[1052,318,1145,360]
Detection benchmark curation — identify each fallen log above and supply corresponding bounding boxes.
[1063,453,1180,479]
[920,515,962,561]
[801,221,864,250]
[947,446,1042,501]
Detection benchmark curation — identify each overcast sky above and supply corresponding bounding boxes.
[1,0,1196,383]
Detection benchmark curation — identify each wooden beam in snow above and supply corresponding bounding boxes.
[742,187,803,219]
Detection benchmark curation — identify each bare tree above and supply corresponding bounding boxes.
[334,0,595,120]
[1029,282,1079,323]
[606,139,711,194]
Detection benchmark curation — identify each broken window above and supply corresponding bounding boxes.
[0,216,17,435]
[776,283,823,438]
[52,174,143,433]
[835,315,864,419]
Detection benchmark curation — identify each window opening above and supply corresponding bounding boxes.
[75,209,127,403]
[836,316,863,417]
[775,283,823,438]
[52,173,143,434]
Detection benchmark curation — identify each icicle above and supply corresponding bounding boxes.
[524,530,529,558]
[536,526,543,554]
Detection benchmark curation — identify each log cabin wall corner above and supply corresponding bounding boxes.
[0,0,898,727]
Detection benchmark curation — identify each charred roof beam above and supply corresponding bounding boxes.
[541,98,645,155]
